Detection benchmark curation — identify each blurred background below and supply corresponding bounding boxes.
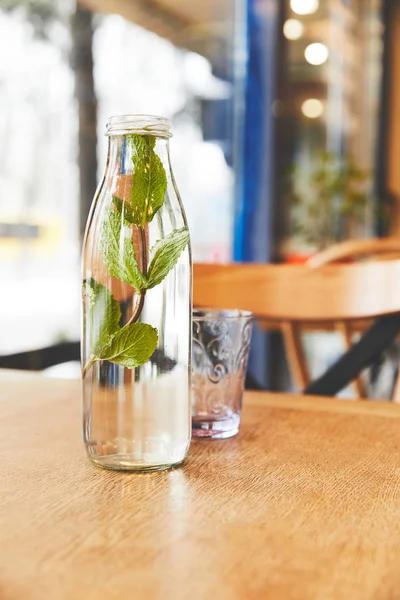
[1,0,399,387]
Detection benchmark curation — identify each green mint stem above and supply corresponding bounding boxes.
[82,355,97,378]
[126,226,148,326]
[125,290,146,326]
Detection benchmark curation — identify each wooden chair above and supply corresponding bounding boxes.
[307,238,400,396]
[193,262,400,401]
[307,238,400,268]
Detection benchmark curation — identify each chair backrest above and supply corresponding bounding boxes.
[194,262,400,321]
[307,238,400,268]
[193,262,400,396]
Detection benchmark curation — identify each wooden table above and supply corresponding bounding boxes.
[2,371,400,599]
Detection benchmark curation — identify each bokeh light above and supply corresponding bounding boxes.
[301,98,324,118]
[290,0,319,15]
[304,43,329,65]
[283,19,304,41]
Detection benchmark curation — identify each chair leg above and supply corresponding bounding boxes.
[281,321,309,391]
[336,321,366,398]
[392,367,400,403]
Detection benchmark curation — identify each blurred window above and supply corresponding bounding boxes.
[0,0,238,355]
[278,0,384,256]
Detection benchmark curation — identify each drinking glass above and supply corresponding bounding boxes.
[192,309,252,439]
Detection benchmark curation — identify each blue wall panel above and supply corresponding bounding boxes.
[234,0,279,388]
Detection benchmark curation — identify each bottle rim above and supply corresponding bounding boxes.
[106,114,172,138]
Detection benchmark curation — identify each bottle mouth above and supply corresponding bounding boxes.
[106,114,172,138]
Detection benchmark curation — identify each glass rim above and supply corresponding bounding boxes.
[193,308,252,321]
[106,114,172,138]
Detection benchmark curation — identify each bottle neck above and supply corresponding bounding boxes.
[103,135,172,210]
[106,135,170,178]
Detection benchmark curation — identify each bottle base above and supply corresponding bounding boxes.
[87,452,186,472]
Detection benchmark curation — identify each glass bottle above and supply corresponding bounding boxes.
[81,115,192,471]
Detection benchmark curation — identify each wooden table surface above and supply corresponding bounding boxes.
[2,371,400,600]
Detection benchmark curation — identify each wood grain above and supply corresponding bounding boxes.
[2,372,400,599]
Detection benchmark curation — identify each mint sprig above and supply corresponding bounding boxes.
[83,132,189,377]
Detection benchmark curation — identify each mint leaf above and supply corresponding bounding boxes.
[146,228,189,290]
[82,278,121,354]
[128,133,155,156]
[100,322,158,368]
[112,196,134,225]
[128,135,167,227]
[100,208,147,292]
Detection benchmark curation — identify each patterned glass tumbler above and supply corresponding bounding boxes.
[191,309,252,439]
